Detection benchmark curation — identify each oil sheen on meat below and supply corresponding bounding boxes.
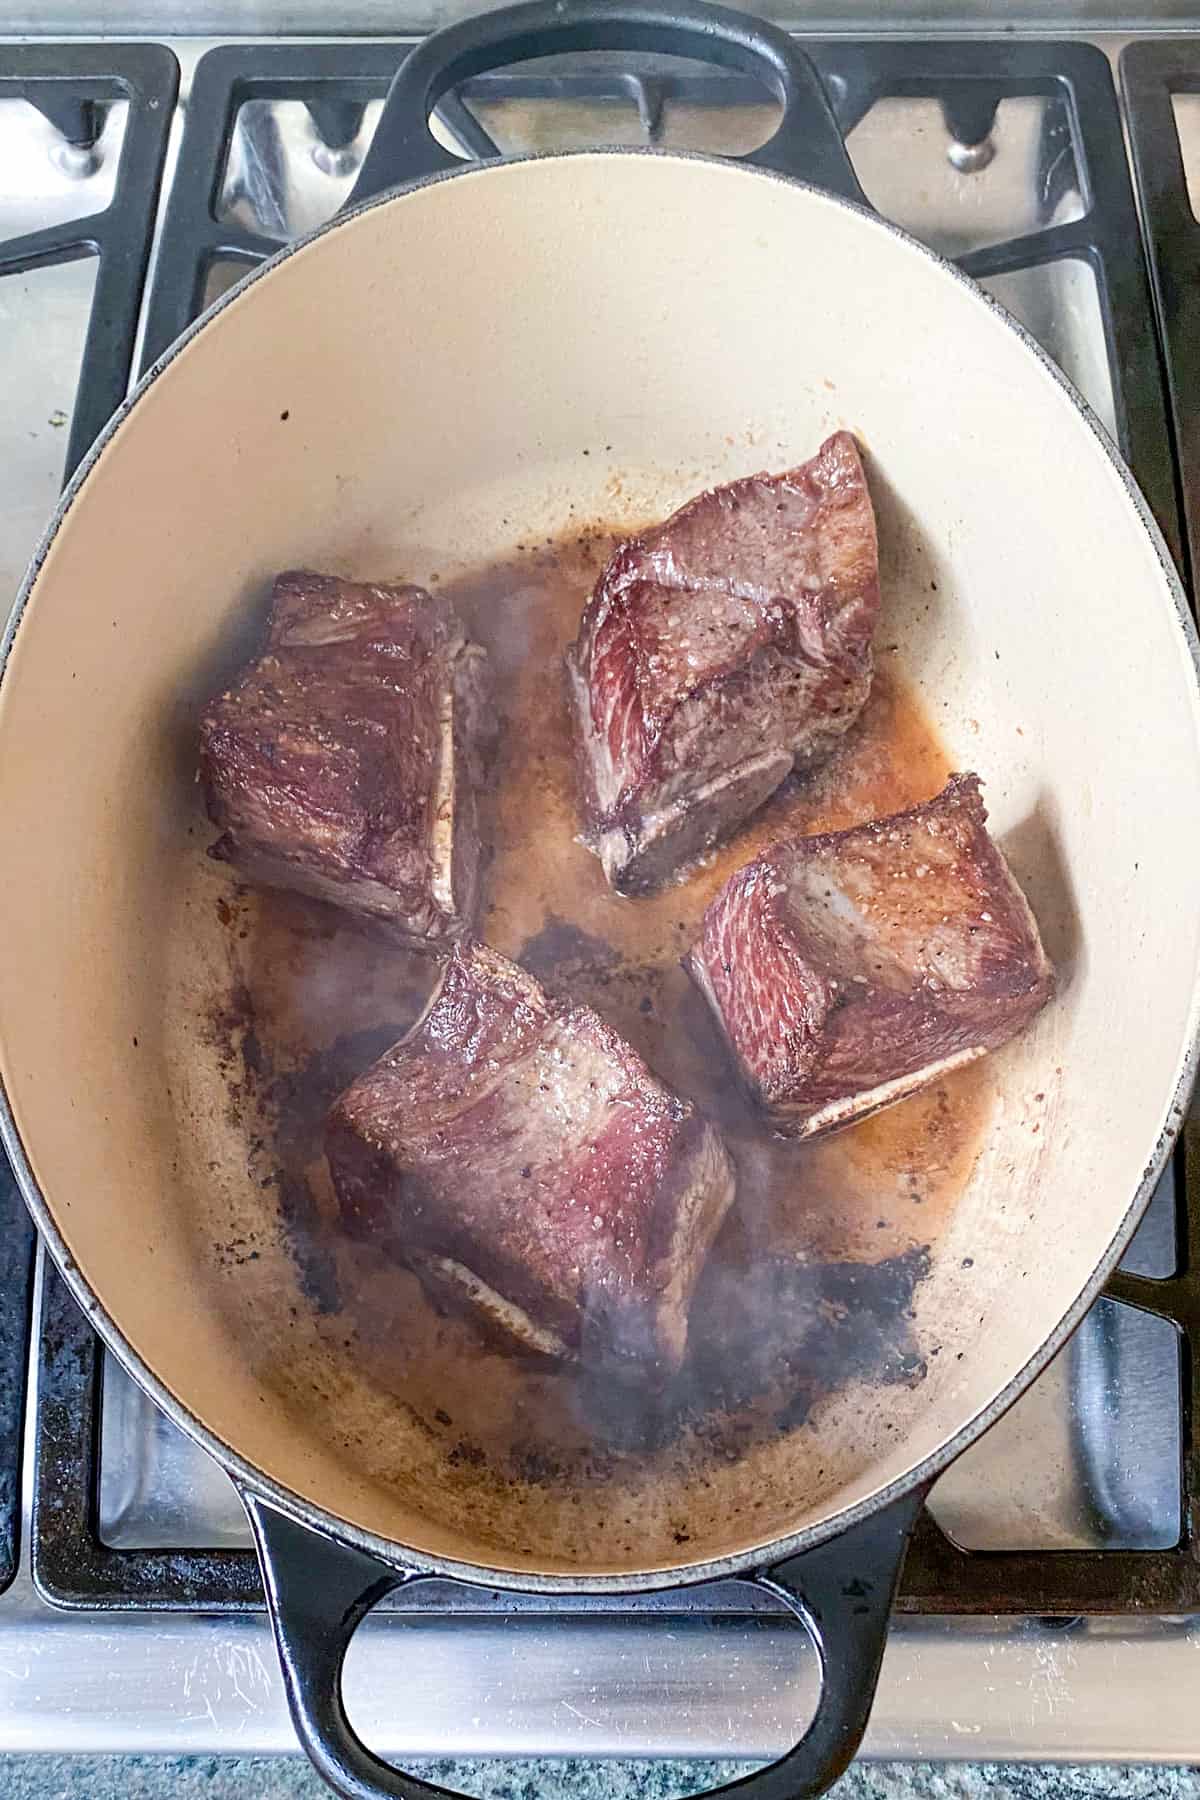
[567,435,880,892]
[327,941,735,1380]
[688,774,1054,1139]
[199,572,489,948]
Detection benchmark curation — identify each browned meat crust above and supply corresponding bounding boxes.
[566,432,879,892]
[686,774,1054,1140]
[326,941,736,1378]
[199,571,488,948]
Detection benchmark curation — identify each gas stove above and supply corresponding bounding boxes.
[2,13,1200,1770]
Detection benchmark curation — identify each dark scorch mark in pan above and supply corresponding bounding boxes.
[207,966,931,1464]
[205,982,405,1318]
[576,1243,931,1457]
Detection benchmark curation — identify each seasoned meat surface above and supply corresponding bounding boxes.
[326,941,736,1378]
[199,571,488,948]
[566,432,880,892]
[686,774,1054,1140]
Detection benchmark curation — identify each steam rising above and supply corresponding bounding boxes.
[195,532,982,1521]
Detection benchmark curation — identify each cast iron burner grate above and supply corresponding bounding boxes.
[0,42,177,1597]
[1122,43,1200,597]
[0,46,178,486]
[26,33,1200,1617]
[0,1164,31,1596]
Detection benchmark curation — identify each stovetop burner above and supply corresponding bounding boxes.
[4,20,1200,1766]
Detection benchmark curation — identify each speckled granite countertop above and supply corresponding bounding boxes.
[1,1760,1199,1798]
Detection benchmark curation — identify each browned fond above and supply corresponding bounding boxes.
[172,523,993,1568]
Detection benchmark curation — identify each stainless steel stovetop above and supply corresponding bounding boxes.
[2,12,1200,1769]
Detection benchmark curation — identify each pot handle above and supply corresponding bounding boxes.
[349,0,865,209]
[244,1482,925,1800]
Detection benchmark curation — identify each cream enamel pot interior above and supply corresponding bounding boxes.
[3,5,1200,1797]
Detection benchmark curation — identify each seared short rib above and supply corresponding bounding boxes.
[686,774,1054,1140]
[326,941,736,1377]
[199,571,488,948]
[566,432,880,892]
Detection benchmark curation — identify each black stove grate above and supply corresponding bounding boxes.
[0,41,177,1597]
[26,32,1200,1617]
[1122,43,1200,595]
[0,1167,33,1598]
[0,46,179,485]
